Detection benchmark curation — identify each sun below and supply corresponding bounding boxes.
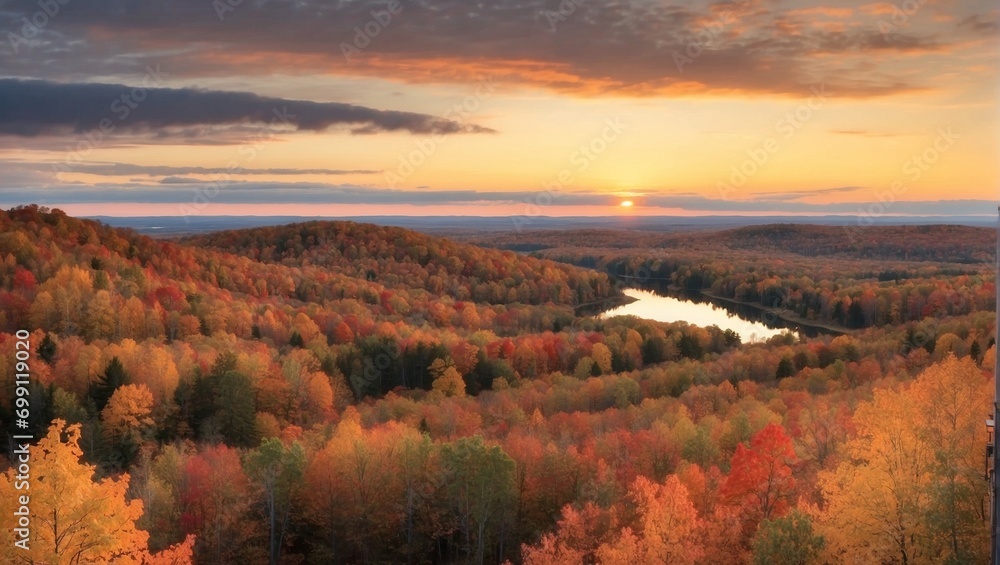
[620,200,634,208]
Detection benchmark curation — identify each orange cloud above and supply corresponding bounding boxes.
[811,21,848,33]
[787,7,855,18]
[860,3,897,16]
[62,3,965,101]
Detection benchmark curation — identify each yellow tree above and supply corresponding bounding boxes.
[85,289,118,341]
[909,355,990,562]
[983,345,996,373]
[291,312,321,345]
[0,420,194,564]
[133,346,181,404]
[819,386,931,564]
[591,343,613,375]
[596,475,703,565]
[432,366,466,398]
[120,296,147,339]
[102,383,155,443]
[623,329,644,369]
[428,357,453,380]
[932,333,966,361]
[40,265,93,334]
[818,355,990,564]
[300,370,335,423]
[28,290,57,330]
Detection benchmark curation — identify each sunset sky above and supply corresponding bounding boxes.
[0,0,997,217]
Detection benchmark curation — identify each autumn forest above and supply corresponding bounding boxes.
[0,205,996,565]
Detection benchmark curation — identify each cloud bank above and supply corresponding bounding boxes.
[0,79,494,137]
[2,0,994,97]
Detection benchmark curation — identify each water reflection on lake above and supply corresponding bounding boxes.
[599,288,798,343]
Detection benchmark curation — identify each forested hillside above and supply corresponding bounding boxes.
[0,206,995,564]
[183,221,615,306]
[461,223,993,264]
[455,224,994,331]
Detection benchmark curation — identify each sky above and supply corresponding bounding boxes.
[0,0,997,218]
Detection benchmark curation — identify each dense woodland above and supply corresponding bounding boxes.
[0,205,996,564]
[457,225,993,331]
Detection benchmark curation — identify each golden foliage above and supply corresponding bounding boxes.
[0,420,193,564]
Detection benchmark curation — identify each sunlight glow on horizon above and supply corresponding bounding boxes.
[0,0,995,216]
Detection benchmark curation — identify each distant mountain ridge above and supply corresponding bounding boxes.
[88,214,995,236]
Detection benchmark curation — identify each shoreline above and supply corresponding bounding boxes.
[574,281,853,338]
[667,285,853,336]
[573,292,639,315]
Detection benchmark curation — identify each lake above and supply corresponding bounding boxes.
[597,288,805,343]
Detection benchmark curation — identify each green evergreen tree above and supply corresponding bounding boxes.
[89,356,128,413]
[776,356,796,379]
[38,333,56,364]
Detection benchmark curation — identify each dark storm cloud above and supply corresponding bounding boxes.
[0,79,494,137]
[0,0,980,97]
